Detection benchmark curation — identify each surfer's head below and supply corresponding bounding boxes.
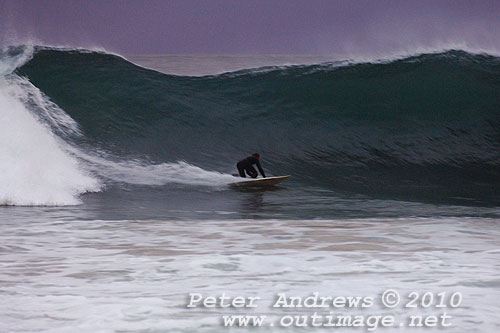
[252,153,260,160]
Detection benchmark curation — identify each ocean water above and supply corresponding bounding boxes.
[0,45,499,332]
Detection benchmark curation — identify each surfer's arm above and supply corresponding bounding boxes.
[256,161,266,178]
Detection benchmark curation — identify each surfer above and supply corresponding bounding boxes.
[236,153,266,178]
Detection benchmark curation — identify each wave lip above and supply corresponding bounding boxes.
[0,45,34,76]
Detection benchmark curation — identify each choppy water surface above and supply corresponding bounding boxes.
[1,214,499,332]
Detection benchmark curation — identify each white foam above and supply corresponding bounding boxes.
[1,217,498,332]
[71,149,238,187]
[98,159,238,186]
[0,76,100,206]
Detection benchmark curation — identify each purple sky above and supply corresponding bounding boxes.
[1,0,499,55]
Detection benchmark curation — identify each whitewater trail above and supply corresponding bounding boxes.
[66,146,238,187]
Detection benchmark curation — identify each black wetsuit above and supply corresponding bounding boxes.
[236,156,266,178]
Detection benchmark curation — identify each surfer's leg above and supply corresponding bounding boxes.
[237,163,246,177]
[246,166,258,178]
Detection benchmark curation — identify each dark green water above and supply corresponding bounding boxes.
[4,46,500,216]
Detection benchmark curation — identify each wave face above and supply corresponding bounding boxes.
[7,46,500,206]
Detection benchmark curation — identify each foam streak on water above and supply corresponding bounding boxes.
[0,217,498,332]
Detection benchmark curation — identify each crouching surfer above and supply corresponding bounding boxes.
[236,153,266,178]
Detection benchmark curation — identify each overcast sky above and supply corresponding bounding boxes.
[1,0,499,56]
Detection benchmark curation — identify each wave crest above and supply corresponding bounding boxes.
[5,46,500,205]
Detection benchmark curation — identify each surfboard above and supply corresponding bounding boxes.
[230,175,291,187]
